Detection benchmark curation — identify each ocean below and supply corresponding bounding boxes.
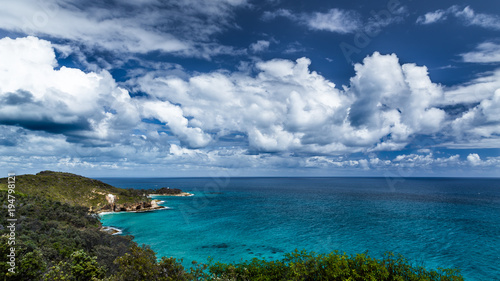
[98,177,500,280]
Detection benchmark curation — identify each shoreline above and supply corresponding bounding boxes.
[149,192,194,197]
[100,226,122,235]
[99,192,194,235]
[98,205,170,216]
[97,198,171,215]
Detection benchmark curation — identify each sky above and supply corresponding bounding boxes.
[0,0,499,177]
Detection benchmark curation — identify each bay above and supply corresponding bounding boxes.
[98,177,500,280]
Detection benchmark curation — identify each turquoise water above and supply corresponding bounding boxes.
[98,177,500,280]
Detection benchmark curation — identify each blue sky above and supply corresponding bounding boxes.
[0,0,499,177]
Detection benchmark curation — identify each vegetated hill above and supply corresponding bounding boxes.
[0,190,138,280]
[0,171,147,211]
[0,172,200,280]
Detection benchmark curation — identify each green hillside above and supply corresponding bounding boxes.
[0,171,146,212]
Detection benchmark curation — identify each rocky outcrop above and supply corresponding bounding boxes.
[99,200,165,213]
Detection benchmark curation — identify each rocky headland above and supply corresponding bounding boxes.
[99,199,166,213]
[0,171,171,215]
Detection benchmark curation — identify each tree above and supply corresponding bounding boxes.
[18,250,47,281]
[70,250,105,281]
[111,244,159,281]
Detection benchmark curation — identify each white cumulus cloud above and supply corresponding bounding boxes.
[467,153,482,166]
[347,52,445,148]
[135,52,449,154]
[1,35,499,175]
[0,36,140,144]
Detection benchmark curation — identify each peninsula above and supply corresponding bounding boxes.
[0,171,170,214]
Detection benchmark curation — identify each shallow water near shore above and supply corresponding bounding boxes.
[98,177,500,280]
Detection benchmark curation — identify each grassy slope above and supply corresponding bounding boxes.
[0,171,147,211]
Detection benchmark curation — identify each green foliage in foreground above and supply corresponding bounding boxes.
[102,246,464,281]
[207,250,463,281]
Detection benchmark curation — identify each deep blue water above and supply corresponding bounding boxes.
[98,177,500,280]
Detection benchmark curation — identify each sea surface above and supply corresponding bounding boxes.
[98,177,500,280]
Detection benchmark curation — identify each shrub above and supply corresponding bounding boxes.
[208,249,464,281]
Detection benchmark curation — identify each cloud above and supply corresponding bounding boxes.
[389,153,471,172]
[441,71,500,148]
[250,40,271,53]
[461,42,500,63]
[443,69,500,104]
[0,36,213,151]
[439,139,500,149]
[348,52,445,145]
[417,6,500,30]
[263,8,361,34]
[141,101,212,148]
[283,42,307,54]
[467,153,481,166]
[135,52,450,154]
[134,56,351,153]
[455,6,500,30]
[264,6,406,35]
[451,89,500,139]
[0,36,140,144]
[416,10,447,24]
[262,9,296,21]
[306,9,361,34]
[0,0,248,57]
[1,36,499,175]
